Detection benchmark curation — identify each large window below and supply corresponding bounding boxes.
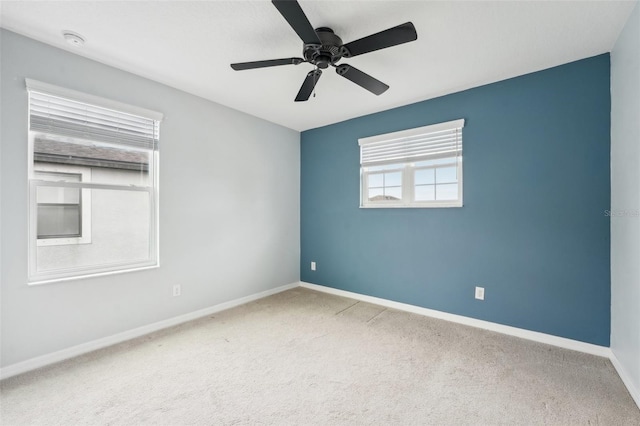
[27,80,162,284]
[359,119,465,208]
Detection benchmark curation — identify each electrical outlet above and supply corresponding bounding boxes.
[311,261,316,271]
[173,284,181,297]
[475,286,485,300]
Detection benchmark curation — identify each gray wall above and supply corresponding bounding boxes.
[611,2,640,401]
[0,29,300,367]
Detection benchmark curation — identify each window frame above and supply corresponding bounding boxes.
[359,119,464,209]
[26,80,162,285]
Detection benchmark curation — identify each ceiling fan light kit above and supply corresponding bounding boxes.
[230,0,418,102]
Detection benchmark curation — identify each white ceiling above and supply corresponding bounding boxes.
[0,1,635,131]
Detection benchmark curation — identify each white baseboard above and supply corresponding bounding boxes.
[0,282,298,380]
[3,280,638,411]
[299,282,612,358]
[610,351,640,410]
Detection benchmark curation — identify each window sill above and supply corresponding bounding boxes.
[360,202,463,209]
[37,237,92,247]
[28,263,159,286]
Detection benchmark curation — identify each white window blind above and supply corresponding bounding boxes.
[359,119,464,166]
[27,80,161,150]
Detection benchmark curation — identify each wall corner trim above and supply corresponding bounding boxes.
[299,282,611,357]
[0,282,299,380]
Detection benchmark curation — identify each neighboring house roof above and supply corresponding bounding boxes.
[34,139,149,171]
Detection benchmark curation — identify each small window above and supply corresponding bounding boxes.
[36,171,82,239]
[27,79,163,284]
[359,119,464,208]
[34,167,92,246]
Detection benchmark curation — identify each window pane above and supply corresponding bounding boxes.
[384,171,402,187]
[36,185,80,205]
[36,187,151,273]
[415,169,435,185]
[37,205,80,238]
[384,186,402,200]
[436,183,458,200]
[34,138,151,186]
[368,187,384,200]
[34,171,81,183]
[436,166,457,184]
[415,184,435,201]
[368,173,383,188]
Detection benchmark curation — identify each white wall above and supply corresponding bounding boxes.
[611,1,640,405]
[0,29,300,367]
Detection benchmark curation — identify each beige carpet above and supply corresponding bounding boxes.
[1,287,638,425]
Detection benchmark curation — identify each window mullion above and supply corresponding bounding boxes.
[404,164,412,205]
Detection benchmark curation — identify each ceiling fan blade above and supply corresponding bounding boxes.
[342,22,417,58]
[336,64,389,95]
[272,0,321,45]
[295,69,322,102]
[231,58,304,71]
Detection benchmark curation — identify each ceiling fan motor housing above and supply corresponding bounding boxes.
[303,27,344,69]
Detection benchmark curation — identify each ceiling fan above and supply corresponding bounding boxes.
[230,0,418,102]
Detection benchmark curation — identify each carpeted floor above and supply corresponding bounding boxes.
[1,287,639,425]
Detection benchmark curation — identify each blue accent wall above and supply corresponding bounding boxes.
[300,54,611,346]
